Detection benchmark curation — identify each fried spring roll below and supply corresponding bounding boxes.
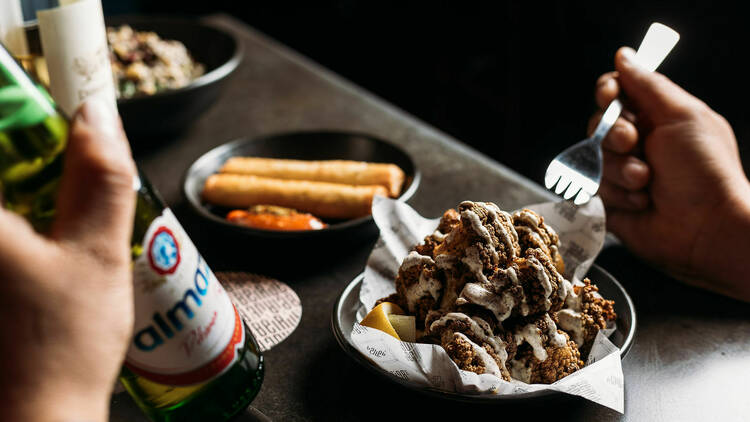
[219,157,406,198]
[202,174,389,219]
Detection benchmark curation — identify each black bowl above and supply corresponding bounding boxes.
[107,16,242,139]
[183,131,420,248]
[331,264,636,403]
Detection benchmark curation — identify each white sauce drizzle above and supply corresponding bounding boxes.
[514,209,540,228]
[565,284,582,311]
[543,313,567,348]
[430,313,508,366]
[516,226,545,248]
[405,271,442,312]
[481,203,519,261]
[559,277,574,302]
[555,308,584,347]
[400,251,441,312]
[544,222,558,241]
[434,254,455,270]
[457,283,515,322]
[453,332,503,379]
[495,266,518,287]
[514,323,548,361]
[528,256,553,299]
[461,245,490,284]
[461,207,493,245]
[401,251,434,271]
[431,230,447,242]
[519,301,530,316]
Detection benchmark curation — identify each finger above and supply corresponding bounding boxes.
[0,208,53,275]
[599,181,650,211]
[603,151,650,190]
[615,47,703,124]
[605,207,647,243]
[51,100,137,265]
[621,108,637,125]
[595,71,619,109]
[602,118,639,154]
[587,113,639,154]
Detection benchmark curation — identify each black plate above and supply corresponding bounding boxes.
[331,264,636,402]
[107,16,243,138]
[183,131,420,244]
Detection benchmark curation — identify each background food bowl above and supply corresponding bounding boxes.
[108,16,242,139]
[182,131,420,269]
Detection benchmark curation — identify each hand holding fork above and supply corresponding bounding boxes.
[544,23,680,205]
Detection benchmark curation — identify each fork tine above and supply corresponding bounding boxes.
[573,190,592,205]
[554,175,571,195]
[563,183,581,200]
[544,171,561,189]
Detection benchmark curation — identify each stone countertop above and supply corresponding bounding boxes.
[112,14,750,422]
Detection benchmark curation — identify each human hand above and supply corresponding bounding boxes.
[0,101,137,421]
[592,47,750,301]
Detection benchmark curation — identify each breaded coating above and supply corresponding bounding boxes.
[513,208,565,274]
[554,277,617,356]
[437,208,461,234]
[440,331,512,381]
[434,201,520,269]
[507,313,583,384]
[515,248,567,314]
[577,278,616,354]
[415,209,460,257]
[428,311,515,381]
[443,333,495,376]
[394,252,443,324]
[511,336,583,384]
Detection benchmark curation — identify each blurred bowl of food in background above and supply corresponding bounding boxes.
[106,16,242,140]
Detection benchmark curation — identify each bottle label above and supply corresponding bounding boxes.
[125,209,244,386]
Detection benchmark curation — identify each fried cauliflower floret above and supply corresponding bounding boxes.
[513,208,565,274]
[434,201,520,269]
[394,252,443,324]
[515,248,568,314]
[507,313,583,383]
[555,278,616,356]
[510,335,583,384]
[429,312,515,381]
[415,208,460,257]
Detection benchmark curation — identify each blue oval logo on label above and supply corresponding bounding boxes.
[148,227,181,275]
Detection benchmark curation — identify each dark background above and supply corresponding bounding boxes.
[103,0,750,184]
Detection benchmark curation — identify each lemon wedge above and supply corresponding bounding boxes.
[388,314,416,342]
[360,302,405,340]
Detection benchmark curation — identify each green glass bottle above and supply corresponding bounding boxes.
[0,43,263,421]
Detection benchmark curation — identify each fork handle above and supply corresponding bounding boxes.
[592,99,623,143]
[591,23,680,144]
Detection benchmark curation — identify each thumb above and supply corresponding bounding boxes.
[615,47,700,124]
[51,100,137,264]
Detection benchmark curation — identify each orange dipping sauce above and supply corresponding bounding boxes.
[226,207,327,231]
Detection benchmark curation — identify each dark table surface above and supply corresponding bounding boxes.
[111,14,750,422]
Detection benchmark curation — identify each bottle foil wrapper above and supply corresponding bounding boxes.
[37,0,117,116]
[351,196,624,413]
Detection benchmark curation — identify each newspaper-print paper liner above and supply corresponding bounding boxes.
[351,196,624,413]
[218,272,302,352]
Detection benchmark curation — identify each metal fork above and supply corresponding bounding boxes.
[544,23,680,205]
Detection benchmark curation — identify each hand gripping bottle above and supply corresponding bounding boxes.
[0,43,263,422]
